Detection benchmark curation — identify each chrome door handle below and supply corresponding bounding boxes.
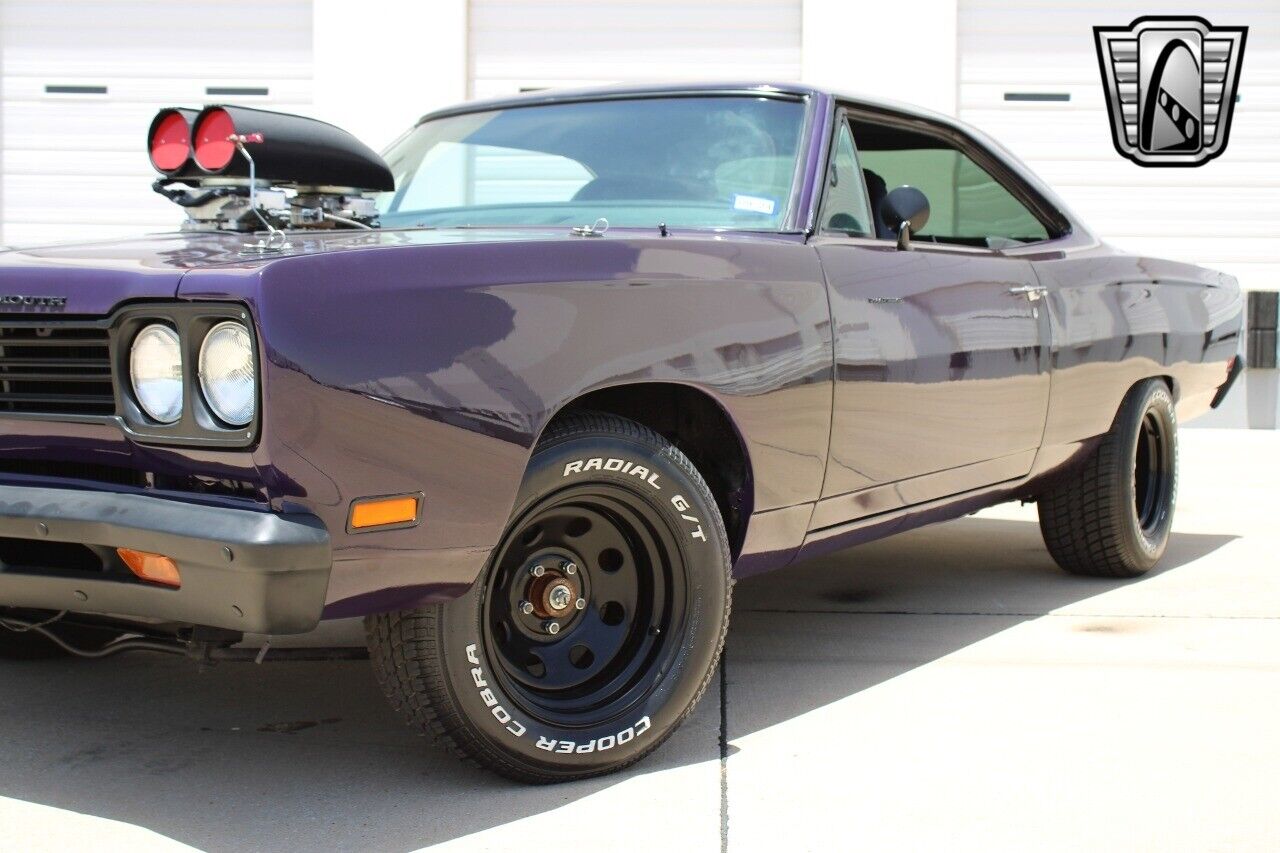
[1009,285,1048,302]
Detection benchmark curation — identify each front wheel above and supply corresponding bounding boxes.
[1037,378,1178,577]
[367,412,732,783]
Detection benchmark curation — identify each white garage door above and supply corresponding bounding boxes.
[0,0,313,247]
[469,0,802,99]
[959,1,1279,292]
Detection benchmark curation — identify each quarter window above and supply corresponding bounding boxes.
[818,120,873,237]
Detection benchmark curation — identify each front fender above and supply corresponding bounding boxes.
[181,231,833,614]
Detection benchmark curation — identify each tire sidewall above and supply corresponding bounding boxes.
[1117,381,1178,567]
[438,430,729,776]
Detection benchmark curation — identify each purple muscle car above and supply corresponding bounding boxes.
[0,83,1243,782]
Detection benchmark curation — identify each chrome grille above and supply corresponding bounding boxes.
[0,325,115,416]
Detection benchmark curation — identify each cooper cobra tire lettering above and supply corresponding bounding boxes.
[465,643,527,738]
[534,716,653,753]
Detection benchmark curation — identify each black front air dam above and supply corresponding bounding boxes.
[0,485,330,634]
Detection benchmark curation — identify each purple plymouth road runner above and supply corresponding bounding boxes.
[0,83,1243,781]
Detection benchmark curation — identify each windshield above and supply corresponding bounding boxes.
[378,96,807,231]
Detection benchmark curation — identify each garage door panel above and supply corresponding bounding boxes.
[3,78,313,106]
[5,174,182,222]
[1034,162,1280,190]
[3,100,315,153]
[2,223,179,247]
[6,148,180,178]
[960,0,1278,293]
[1,0,312,247]
[470,0,801,96]
[964,83,1280,110]
[963,113,1280,164]
[1113,236,1279,266]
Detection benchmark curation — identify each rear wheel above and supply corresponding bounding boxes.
[367,412,732,782]
[1037,378,1178,577]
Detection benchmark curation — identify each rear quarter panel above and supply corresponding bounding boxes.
[1028,244,1243,448]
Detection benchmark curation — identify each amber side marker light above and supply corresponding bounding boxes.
[117,548,182,588]
[349,494,422,532]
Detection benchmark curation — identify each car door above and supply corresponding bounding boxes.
[808,110,1053,528]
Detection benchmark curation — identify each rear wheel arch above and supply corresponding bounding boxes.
[540,383,753,560]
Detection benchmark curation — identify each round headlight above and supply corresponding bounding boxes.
[129,324,183,423]
[198,321,255,426]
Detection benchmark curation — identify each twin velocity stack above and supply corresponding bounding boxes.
[146,105,394,233]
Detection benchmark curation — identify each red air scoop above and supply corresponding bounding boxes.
[148,109,192,173]
[193,108,238,172]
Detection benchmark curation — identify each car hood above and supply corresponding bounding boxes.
[0,228,597,316]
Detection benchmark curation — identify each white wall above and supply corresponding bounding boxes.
[801,0,959,115]
[312,0,468,151]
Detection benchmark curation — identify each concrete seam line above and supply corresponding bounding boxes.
[740,609,1280,620]
[719,649,729,853]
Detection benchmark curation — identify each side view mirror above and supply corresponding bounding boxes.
[879,186,930,250]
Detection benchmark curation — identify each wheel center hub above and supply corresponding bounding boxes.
[547,583,573,612]
[523,561,583,621]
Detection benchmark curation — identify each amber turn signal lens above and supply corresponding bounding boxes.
[117,548,181,588]
[350,495,420,530]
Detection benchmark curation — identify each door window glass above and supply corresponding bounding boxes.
[851,119,1049,246]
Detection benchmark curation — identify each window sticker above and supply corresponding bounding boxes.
[732,194,777,215]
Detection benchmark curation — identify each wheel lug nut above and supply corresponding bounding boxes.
[519,600,534,615]
[544,621,560,635]
[562,561,577,575]
[574,598,586,610]
[530,564,546,577]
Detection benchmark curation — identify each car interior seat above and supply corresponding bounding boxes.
[862,168,893,238]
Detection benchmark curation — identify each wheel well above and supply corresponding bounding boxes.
[549,384,752,558]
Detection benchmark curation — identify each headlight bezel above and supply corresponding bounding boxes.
[113,303,260,447]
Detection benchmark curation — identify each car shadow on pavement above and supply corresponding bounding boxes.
[0,516,1237,852]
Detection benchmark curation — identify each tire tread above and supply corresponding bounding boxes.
[1036,379,1174,578]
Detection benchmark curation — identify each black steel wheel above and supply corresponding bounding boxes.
[1133,409,1174,538]
[1037,378,1178,577]
[367,411,732,782]
[485,486,687,724]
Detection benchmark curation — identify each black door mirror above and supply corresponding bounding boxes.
[879,186,930,250]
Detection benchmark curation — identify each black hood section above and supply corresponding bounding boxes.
[192,105,394,192]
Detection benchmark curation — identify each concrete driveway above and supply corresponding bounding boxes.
[1,428,1276,852]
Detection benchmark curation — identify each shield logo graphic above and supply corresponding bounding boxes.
[1095,16,1248,167]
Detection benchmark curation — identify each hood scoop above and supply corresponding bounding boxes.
[147,105,393,236]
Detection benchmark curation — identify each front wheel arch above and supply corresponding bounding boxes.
[538,382,753,560]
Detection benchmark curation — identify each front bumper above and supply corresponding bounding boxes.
[0,484,330,634]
